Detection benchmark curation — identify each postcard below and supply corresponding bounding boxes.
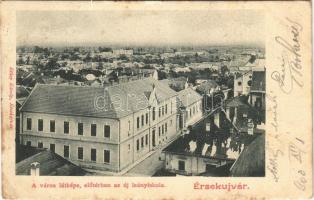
[0,1,312,199]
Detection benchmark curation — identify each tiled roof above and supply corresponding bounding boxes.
[195,80,218,94]
[163,109,258,160]
[16,150,87,176]
[160,77,187,91]
[177,88,202,108]
[251,71,265,92]
[226,96,249,108]
[20,78,177,119]
[16,85,30,99]
[230,134,265,176]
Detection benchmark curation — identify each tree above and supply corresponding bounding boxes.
[83,52,92,62]
[97,62,103,70]
[157,70,167,80]
[220,65,229,76]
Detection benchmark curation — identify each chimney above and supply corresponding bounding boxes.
[205,122,211,132]
[189,140,197,153]
[30,162,40,176]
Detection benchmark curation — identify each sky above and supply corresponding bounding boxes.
[17,10,265,47]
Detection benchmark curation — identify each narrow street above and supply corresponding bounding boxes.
[123,147,164,176]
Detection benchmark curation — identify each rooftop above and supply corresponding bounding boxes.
[230,133,265,177]
[195,80,218,94]
[20,78,177,119]
[163,109,259,160]
[16,150,88,176]
[16,85,30,100]
[177,87,202,108]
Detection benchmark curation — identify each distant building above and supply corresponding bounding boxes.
[160,77,189,92]
[240,58,265,71]
[19,78,179,173]
[112,49,133,56]
[188,62,220,71]
[233,71,252,97]
[177,87,203,128]
[195,80,219,95]
[173,67,191,73]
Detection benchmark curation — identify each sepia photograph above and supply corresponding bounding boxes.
[15,10,266,177]
[1,1,312,199]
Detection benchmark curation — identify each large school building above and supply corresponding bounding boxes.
[19,78,181,172]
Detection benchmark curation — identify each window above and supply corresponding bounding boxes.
[64,121,69,134]
[158,127,161,136]
[159,108,161,117]
[162,125,164,135]
[26,141,31,146]
[26,118,32,130]
[38,119,43,131]
[128,144,131,152]
[64,145,69,158]
[171,102,173,114]
[136,139,139,151]
[141,115,144,126]
[165,104,168,114]
[190,108,192,117]
[162,106,164,116]
[165,123,168,133]
[145,113,148,124]
[178,160,185,171]
[104,125,110,138]
[50,144,55,153]
[141,137,144,148]
[50,120,55,133]
[91,148,96,162]
[247,80,252,86]
[152,107,156,121]
[78,123,83,135]
[78,147,83,160]
[238,81,242,86]
[91,124,96,136]
[137,117,140,129]
[104,150,110,163]
[145,134,148,145]
[38,142,43,148]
